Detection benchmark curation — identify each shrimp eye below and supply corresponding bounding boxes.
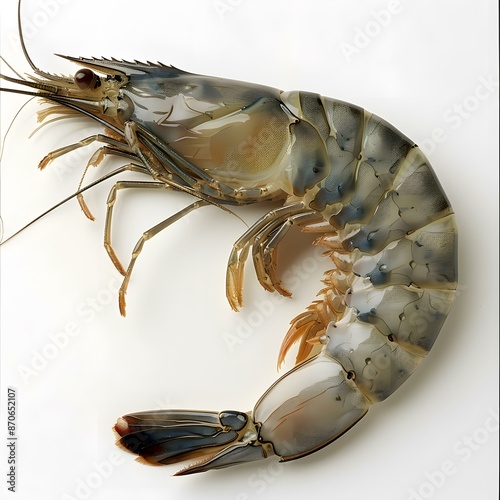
[75,68,100,90]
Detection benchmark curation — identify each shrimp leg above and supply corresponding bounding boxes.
[110,192,210,315]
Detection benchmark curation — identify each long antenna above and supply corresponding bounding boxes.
[0,165,143,245]
[17,0,40,73]
[1,0,245,244]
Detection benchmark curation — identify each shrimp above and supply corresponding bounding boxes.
[0,0,457,476]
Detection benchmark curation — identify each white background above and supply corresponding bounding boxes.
[1,0,498,499]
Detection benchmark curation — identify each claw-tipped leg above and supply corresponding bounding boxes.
[225,203,321,311]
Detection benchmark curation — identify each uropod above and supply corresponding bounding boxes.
[0,0,457,476]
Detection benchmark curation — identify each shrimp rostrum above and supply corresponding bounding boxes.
[0,20,457,475]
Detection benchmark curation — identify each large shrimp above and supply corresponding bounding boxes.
[0,0,457,476]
